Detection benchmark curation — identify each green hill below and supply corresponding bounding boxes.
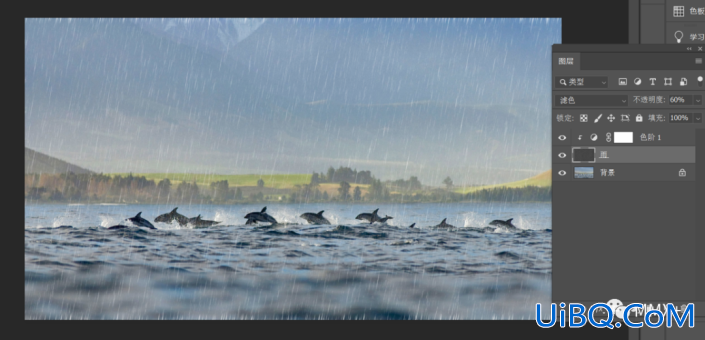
[455,170,551,194]
[25,147,93,174]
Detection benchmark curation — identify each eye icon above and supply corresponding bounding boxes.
[558,152,567,158]
[558,135,567,141]
[558,170,567,176]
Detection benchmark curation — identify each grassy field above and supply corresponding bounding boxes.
[107,173,312,189]
[454,170,551,194]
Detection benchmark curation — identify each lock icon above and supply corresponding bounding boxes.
[636,114,643,122]
[679,169,687,177]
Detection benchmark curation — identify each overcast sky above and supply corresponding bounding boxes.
[25,18,560,186]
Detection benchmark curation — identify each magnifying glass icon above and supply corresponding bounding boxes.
[560,79,567,86]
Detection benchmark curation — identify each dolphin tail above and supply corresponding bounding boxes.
[261,206,267,213]
[317,210,324,216]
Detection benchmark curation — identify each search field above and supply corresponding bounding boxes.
[555,76,609,88]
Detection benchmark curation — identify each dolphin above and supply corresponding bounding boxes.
[300,210,331,225]
[126,212,156,229]
[374,215,393,223]
[187,214,221,228]
[408,223,416,228]
[355,208,381,223]
[154,207,189,226]
[431,218,455,229]
[244,206,278,225]
[489,218,517,230]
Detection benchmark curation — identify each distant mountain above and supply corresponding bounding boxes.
[25,148,93,174]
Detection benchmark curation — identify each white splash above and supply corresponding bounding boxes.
[462,212,490,229]
[98,215,123,228]
[213,210,244,226]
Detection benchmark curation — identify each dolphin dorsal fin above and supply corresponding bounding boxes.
[135,212,142,218]
[506,218,513,223]
[409,223,416,228]
[171,207,178,213]
[373,208,379,214]
[197,214,201,219]
[317,210,324,216]
[441,218,447,225]
[261,207,267,213]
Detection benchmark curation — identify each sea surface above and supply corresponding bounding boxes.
[25,202,551,319]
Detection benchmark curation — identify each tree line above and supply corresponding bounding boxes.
[310,166,374,185]
[23,173,270,204]
[24,170,550,204]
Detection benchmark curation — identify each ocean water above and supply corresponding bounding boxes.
[25,202,552,319]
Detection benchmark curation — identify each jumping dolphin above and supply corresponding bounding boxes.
[126,212,156,229]
[375,215,393,223]
[431,218,455,229]
[355,208,381,223]
[244,206,278,225]
[187,214,221,227]
[408,223,416,228]
[300,210,331,225]
[489,218,517,230]
[154,207,189,226]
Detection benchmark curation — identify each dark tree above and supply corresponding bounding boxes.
[356,170,373,184]
[443,176,454,189]
[157,178,172,199]
[353,186,362,201]
[257,178,265,188]
[327,166,336,182]
[26,187,46,200]
[367,178,386,200]
[338,181,351,200]
[409,176,422,190]
[210,180,229,202]
[310,172,320,185]
[49,188,64,201]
